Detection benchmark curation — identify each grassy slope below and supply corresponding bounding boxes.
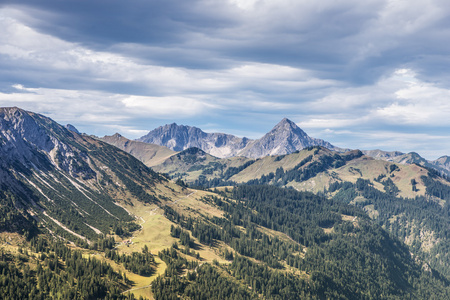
[291,156,430,198]
[100,134,176,167]
[230,148,318,183]
[113,183,231,299]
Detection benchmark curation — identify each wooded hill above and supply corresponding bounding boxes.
[154,145,450,282]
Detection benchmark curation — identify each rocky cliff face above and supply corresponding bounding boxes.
[0,107,166,241]
[0,107,87,177]
[238,118,336,158]
[138,118,336,158]
[137,123,252,158]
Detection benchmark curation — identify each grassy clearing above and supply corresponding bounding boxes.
[231,150,316,183]
[109,185,236,298]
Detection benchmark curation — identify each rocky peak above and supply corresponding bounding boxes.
[238,118,335,158]
[0,107,56,160]
[66,124,80,134]
[0,107,94,178]
[137,118,337,159]
[137,123,251,157]
[268,118,308,139]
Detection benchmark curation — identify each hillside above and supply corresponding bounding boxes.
[150,185,450,299]
[362,149,450,177]
[100,133,176,167]
[152,145,450,281]
[0,107,172,242]
[151,147,253,184]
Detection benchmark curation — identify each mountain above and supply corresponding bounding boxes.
[362,149,404,159]
[138,118,338,159]
[362,150,450,178]
[151,147,253,183]
[238,118,337,158]
[0,107,174,242]
[155,144,450,280]
[137,123,252,158]
[432,155,450,176]
[101,133,176,167]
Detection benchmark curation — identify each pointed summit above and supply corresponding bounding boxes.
[238,118,335,158]
[270,118,308,139]
[136,118,336,159]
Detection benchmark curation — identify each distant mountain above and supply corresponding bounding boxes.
[362,150,450,177]
[137,123,252,158]
[432,155,450,176]
[138,118,337,158]
[0,107,170,242]
[238,118,337,158]
[101,133,176,167]
[362,149,404,160]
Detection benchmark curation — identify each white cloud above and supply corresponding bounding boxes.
[121,95,218,117]
[302,68,450,129]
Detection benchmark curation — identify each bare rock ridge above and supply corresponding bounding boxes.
[137,118,337,158]
[137,122,252,158]
[135,118,450,175]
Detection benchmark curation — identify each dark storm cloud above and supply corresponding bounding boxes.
[4,0,449,85]
[1,0,236,48]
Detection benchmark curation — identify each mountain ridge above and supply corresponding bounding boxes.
[137,122,252,158]
[0,107,174,243]
[137,118,338,159]
[135,118,450,176]
[101,133,176,167]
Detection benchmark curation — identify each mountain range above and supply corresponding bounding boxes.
[103,118,450,178]
[137,118,338,158]
[3,106,450,299]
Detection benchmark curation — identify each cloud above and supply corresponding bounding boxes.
[121,95,218,117]
[1,1,450,159]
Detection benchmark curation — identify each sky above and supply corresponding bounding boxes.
[1,0,450,160]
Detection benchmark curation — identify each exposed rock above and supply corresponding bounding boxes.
[0,106,165,241]
[137,118,336,158]
[66,124,80,134]
[137,123,252,158]
[238,118,336,158]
